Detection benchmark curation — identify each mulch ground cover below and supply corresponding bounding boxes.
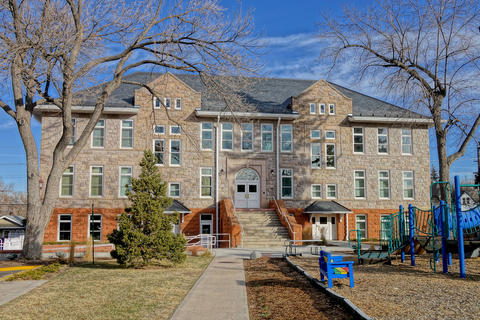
[244,257,355,320]
[291,255,480,320]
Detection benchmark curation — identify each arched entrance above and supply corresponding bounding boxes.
[235,168,260,209]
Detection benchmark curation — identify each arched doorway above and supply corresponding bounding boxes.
[235,168,260,208]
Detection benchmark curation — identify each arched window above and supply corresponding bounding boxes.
[235,168,259,181]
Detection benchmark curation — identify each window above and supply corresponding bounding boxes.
[60,166,74,197]
[153,97,161,108]
[378,128,389,154]
[326,184,337,199]
[403,171,414,199]
[353,127,364,153]
[310,103,316,114]
[154,125,165,134]
[121,120,133,148]
[310,130,321,139]
[356,215,367,239]
[170,125,181,135]
[380,215,391,241]
[326,143,336,168]
[261,123,273,152]
[280,124,293,152]
[354,170,366,199]
[200,168,213,197]
[169,183,180,198]
[328,104,336,115]
[89,214,102,241]
[241,123,253,151]
[58,214,72,241]
[311,184,322,198]
[68,118,76,145]
[221,123,233,150]
[325,130,336,139]
[402,129,412,154]
[90,166,103,197]
[119,166,132,198]
[378,170,390,199]
[201,122,213,150]
[175,98,182,110]
[153,139,165,165]
[165,98,171,109]
[92,120,105,148]
[319,104,325,114]
[311,143,322,169]
[281,168,293,198]
[170,139,181,165]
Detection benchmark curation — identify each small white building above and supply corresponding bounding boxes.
[0,215,26,251]
[460,191,479,211]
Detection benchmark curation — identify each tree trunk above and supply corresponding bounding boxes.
[431,94,450,183]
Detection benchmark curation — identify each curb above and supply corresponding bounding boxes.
[0,265,43,281]
[285,256,372,320]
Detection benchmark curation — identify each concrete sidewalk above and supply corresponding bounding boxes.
[0,280,47,306]
[170,248,251,320]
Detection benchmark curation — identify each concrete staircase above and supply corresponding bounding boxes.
[236,209,291,248]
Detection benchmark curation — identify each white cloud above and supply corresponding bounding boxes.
[0,120,16,130]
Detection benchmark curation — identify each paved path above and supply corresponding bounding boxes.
[170,248,251,320]
[0,280,47,306]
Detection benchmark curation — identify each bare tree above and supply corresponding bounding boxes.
[0,0,257,259]
[320,0,480,182]
[0,178,26,204]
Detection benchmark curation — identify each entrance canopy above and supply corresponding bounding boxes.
[304,201,351,214]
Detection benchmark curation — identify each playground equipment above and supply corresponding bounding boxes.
[319,250,354,288]
[348,176,480,278]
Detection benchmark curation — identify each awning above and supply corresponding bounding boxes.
[164,200,191,214]
[304,201,352,214]
[0,215,26,229]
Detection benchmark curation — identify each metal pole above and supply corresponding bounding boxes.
[399,205,405,263]
[91,203,95,265]
[440,200,448,273]
[215,116,220,248]
[408,204,415,266]
[454,176,465,278]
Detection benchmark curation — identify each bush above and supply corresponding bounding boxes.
[108,150,186,267]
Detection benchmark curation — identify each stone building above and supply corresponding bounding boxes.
[36,73,432,246]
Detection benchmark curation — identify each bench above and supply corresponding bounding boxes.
[319,250,354,288]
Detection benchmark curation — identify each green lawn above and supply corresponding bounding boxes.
[0,255,212,320]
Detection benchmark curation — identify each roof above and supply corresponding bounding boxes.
[164,200,191,214]
[0,215,26,229]
[71,72,428,119]
[304,201,352,214]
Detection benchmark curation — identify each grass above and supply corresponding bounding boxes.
[0,255,213,320]
[6,262,62,281]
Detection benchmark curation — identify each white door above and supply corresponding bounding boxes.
[199,214,213,247]
[234,168,260,209]
[313,215,336,241]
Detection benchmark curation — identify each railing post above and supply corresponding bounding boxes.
[409,204,415,267]
[440,200,448,274]
[454,176,466,278]
[399,205,405,263]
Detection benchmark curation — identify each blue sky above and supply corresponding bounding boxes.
[0,0,478,191]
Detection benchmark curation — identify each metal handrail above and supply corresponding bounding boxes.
[215,233,231,248]
[272,198,296,244]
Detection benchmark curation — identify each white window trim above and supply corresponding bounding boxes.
[118,166,133,198]
[170,125,181,135]
[325,130,336,140]
[89,165,104,198]
[175,98,182,110]
[354,170,366,200]
[153,139,166,166]
[328,104,336,115]
[67,118,76,147]
[170,139,182,166]
[199,214,213,234]
[87,214,102,242]
[326,184,337,199]
[120,120,134,149]
[401,129,413,155]
[169,182,181,198]
[164,98,171,109]
[310,103,316,115]
[241,123,254,151]
[153,124,165,135]
[91,119,105,149]
[57,214,72,242]
[403,171,415,200]
[319,104,326,115]
[377,128,389,154]
[153,96,161,109]
[353,127,364,154]
[280,124,293,153]
[325,143,336,169]
[280,168,294,199]
[310,129,321,139]
[200,167,213,198]
[311,184,322,199]
[221,123,234,151]
[261,123,273,152]
[200,122,214,151]
[59,165,75,198]
[378,170,390,200]
[311,142,322,169]
[355,215,367,240]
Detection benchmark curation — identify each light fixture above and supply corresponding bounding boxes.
[219,169,225,176]
[270,169,275,176]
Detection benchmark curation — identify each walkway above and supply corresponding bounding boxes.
[170,248,251,320]
[0,280,47,306]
